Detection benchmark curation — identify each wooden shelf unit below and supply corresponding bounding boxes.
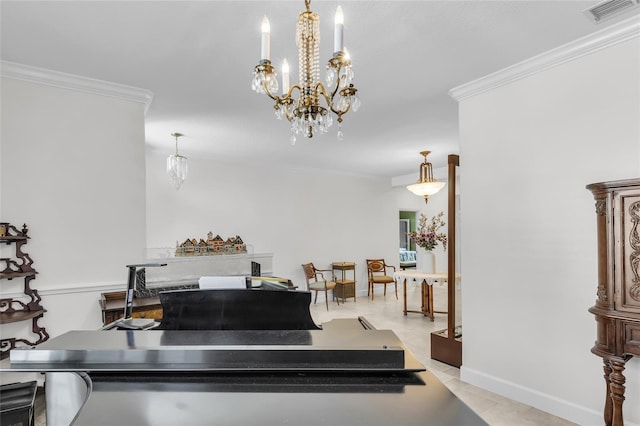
[0,222,49,359]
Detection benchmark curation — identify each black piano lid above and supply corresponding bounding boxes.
[157,288,321,331]
[8,326,425,373]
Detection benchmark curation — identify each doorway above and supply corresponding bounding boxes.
[399,211,417,251]
[399,219,410,250]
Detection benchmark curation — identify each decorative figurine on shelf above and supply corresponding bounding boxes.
[175,231,247,257]
[207,232,224,253]
[224,236,246,254]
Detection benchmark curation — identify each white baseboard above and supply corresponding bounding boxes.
[461,366,639,426]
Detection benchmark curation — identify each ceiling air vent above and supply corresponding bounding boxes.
[583,0,640,23]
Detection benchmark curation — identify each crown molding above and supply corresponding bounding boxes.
[0,61,154,114]
[449,15,640,102]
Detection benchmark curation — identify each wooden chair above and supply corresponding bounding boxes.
[366,259,397,300]
[301,263,339,310]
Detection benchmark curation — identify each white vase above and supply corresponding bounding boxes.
[416,249,435,273]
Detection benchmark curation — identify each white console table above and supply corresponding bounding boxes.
[394,270,461,321]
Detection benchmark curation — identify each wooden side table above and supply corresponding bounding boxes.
[332,262,356,303]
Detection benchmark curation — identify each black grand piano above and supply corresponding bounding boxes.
[5,284,487,425]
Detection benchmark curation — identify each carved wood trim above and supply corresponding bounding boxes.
[603,360,613,426]
[598,285,609,301]
[596,198,609,303]
[609,359,628,426]
[629,201,640,302]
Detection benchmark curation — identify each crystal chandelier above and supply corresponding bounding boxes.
[251,0,360,144]
[167,132,187,190]
[407,151,446,204]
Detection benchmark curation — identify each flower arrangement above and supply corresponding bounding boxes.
[408,211,447,251]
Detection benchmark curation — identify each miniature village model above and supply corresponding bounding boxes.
[175,231,247,256]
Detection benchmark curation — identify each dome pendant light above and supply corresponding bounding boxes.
[406,151,445,204]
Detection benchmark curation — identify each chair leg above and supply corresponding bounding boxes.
[384,283,387,296]
[314,290,318,304]
[324,289,329,310]
[394,280,398,299]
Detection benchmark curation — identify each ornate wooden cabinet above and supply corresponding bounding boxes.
[0,222,49,359]
[587,179,640,426]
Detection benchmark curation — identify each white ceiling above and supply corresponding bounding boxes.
[1,0,635,179]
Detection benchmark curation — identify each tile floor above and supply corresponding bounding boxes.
[308,282,577,426]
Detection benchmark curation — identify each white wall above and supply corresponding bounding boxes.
[0,77,147,356]
[0,69,406,347]
[146,150,398,296]
[457,33,640,425]
[0,70,401,387]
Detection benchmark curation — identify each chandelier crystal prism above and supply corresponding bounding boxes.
[251,0,360,144]
[407,151,446,205]
[167,132,187,191]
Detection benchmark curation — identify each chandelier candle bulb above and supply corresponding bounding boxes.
[334,6,344,53]
[261,15,270,61]
[282,59,290,95]
[339,47,351,89]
